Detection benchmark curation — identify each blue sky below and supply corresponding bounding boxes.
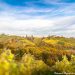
[0,0,75,37]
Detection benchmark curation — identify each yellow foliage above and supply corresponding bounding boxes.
[21,39,35,46]
[43,39,59,45]
[0,49,14,61]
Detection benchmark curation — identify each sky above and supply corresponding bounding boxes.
[0,0,75,37]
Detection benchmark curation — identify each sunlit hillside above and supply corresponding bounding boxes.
[0,34,75,75]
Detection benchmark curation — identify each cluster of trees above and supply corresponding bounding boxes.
[0,34,75,75]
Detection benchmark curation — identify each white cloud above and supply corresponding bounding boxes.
[0,2,75,37]
[0,14,75,37]
[0,15,53,28]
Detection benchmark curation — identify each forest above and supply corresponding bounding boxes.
[0,34,75,75]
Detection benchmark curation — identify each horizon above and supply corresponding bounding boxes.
[0,0,75,37]
[0,33,74,38]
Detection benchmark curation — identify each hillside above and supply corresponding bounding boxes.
[0,34,75,75]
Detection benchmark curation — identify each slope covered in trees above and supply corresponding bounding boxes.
[0,34,75,75]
